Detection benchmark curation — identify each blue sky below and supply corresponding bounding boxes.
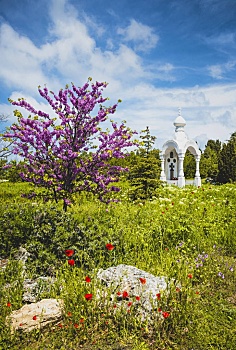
[0,0,236,150]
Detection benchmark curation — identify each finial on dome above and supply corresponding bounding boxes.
[174,108,186,130]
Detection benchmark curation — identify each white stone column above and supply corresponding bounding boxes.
[178,153,185,187]
[160,154,166,182]
[194,154,201,187]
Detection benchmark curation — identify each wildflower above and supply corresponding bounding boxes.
[68,259,75,266]
[67,312,72,317]
[162,311,170,319]
[158,308,162,312]
[139,277,146,284]
[172,202,174,205]
[19,323,23,327]
[176,287,181,292]
[196,263,203,268]
[58,323,63,328]
[85,293,93,301]
[74,323,79,328]
[117,291,121,296]
[218,272,225,279]
[165,247,169,251]
[196,291,200,295]
[187,274,193,279]
[122,291,129,299]
[85,276,91,283]
[127,301,132,307]
[106,243,114,251]
[65,249,74,257]
[32,315,37,320]
[79,318,84,323]
[229,266,234,272]
[7,302,11,307]
[113,304,117,308]
[136,296,140,301]
[156,293,161,300]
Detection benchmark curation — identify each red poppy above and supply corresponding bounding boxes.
[162,311,170,319]
[85,276,91,283]
[139,277,146,284]
[106,243,114,251]
[74,323,79,328]
[196,291,200,295]
[117,291,121,296]
[85,293,93,301]
[19,323,23,327]
[68,259,75,266]
[6,302,11,307]
[65,249,74,257]
[67,311,72,317]
[113,304,117,308]
[158,307,162,312]
[136,296,140,301]
[122,291,129,299]
[156,293,161,300]
[79,318,84,323]
[58,323,63,328]
[187,274,193,279]
[32,315,37,320]
[127,301,132,307]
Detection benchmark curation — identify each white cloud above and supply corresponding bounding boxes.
[117,19,159,52]
[204,32,236,46]
[207,61,236,79]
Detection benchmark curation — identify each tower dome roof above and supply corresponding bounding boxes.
[174,115,186,127]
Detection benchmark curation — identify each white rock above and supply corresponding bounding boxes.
[7,298,64,333]
[97,264,173,320]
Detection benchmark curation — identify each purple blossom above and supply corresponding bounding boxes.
[218,272,225,279]
[4,79,138,211]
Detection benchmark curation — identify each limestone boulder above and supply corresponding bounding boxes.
[97,264,174,320]
[7,298,64,333]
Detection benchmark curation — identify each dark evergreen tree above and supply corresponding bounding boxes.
[200,139,221,180]
[128,127,161,200]
[217,132,236,183]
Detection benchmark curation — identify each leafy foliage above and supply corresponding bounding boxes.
[200,139,221,180]
[183,149,195,178]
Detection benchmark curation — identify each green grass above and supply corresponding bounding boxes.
[0,182,236,349]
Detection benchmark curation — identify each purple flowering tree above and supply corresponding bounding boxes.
[4,79,137,210]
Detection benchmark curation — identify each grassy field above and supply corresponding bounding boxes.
[0,181,236,349]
